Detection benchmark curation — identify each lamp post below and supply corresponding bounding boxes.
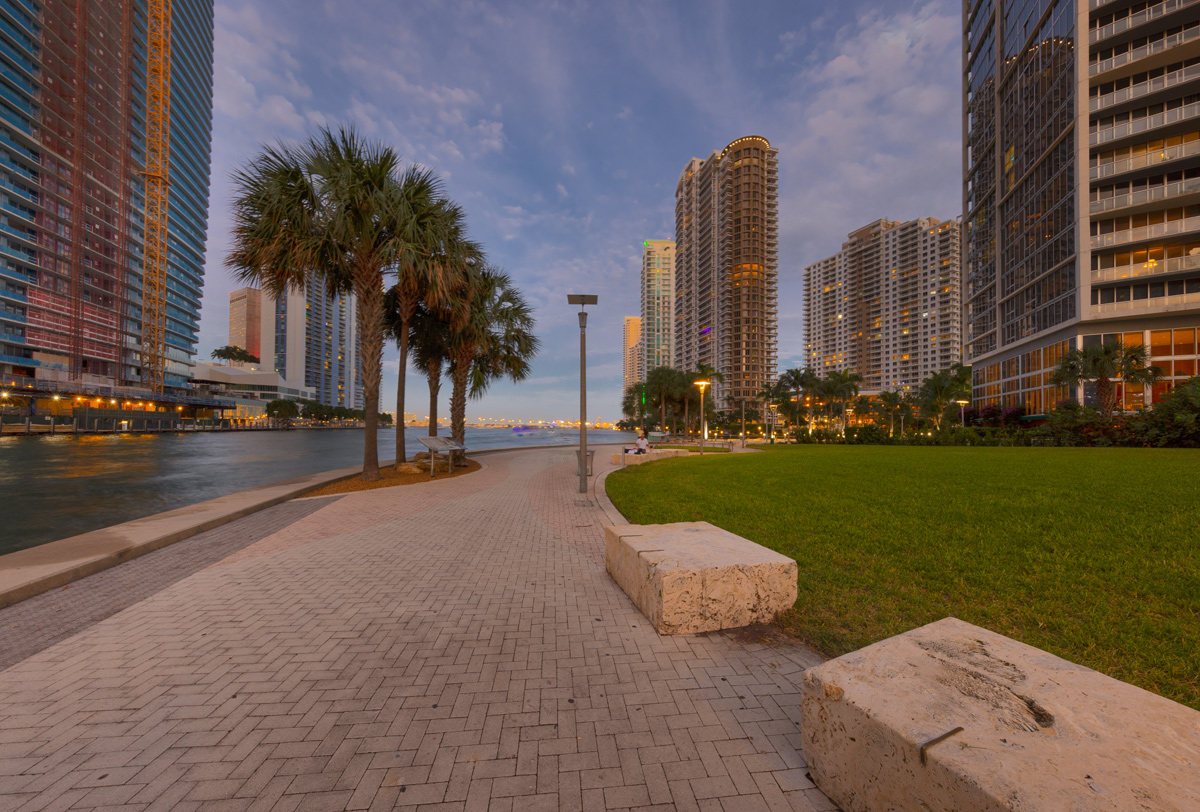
[694,380,709,454]
[956,398,970,427]
[567,294,598,494]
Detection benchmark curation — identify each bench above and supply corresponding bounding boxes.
[604,521,797,634]
[800,617,1200,812]
[611,448,689,466]
[416,436,467,477]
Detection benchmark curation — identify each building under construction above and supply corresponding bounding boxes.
[0,0,216,416]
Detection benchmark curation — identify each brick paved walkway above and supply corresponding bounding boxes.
[0,447,833,812]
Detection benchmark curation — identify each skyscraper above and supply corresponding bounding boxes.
[964,0,1200,413]
[640,239,675,374]
[255,283,363,410]
[0,0,215,396]
[229,288,263,360]
[804,217,963,394]
[675,136,778,410]
[622,316,643,395]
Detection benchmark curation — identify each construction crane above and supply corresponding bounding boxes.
[141,0,171,393]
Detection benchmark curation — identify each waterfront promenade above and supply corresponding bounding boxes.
[0,446,832,811]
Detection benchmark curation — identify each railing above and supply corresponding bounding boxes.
[1090,100,1200,146]
[1091,251,1200,281]
[1089,62,1200,113]
[1089,0,1200,45]
[1090,24,1200,76]
[1090,176,1200,213]
[1092,137,1200,180]
[1092,290,1200,313]
[1090,213,1200,248]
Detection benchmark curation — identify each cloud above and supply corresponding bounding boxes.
[472,120,505,154]
[616,106,632,120]
[562,163,575,175]
[556,183,568,198]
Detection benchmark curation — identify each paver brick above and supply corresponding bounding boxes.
[0,448,829,811]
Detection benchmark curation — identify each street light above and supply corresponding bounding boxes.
[956,398,970,427]
[567,293,598,494]
[694,380,710,455]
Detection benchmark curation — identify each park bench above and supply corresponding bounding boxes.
[416,436,467,477]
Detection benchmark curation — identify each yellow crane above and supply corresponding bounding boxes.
[141,0,171,393]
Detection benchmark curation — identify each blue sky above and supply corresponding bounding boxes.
[198,0,963,422]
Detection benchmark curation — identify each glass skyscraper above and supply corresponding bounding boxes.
[0,0,214,396]
[965,0,1200,412]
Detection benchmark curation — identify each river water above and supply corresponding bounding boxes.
[0,427,635,554]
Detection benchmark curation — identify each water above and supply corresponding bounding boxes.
[0,427,634,554]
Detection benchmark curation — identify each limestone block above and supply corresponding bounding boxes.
[604,521,797,635]
[609,448,689,466]
[801,617,1200,812]
[395,463,424,474]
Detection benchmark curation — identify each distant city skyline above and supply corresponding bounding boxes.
[196,0,963,421]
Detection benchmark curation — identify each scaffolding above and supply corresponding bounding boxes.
[141,0,172,393]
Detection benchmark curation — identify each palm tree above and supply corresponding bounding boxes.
[384,198,476,467]
[448,267,539,448]
[918,364,971,430]
[779,368,818,433]
[757,380,788,437]
[823,370,864,435]
[644,366,678,434]
[1050,341,1163,418]
[878,389,905,437]
[228,126,428,480]
[409,301,450,437]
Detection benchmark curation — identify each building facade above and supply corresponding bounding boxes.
[229,288,262,359]
[0,0,215,395]
[640,239,675,374]
[253,283,363,410]
[804,217,963,394]
[622,316,643,394]
[964,0,1200,413]
[674,136,779,410]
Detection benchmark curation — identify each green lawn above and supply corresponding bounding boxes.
[605,445,1200,709]
[654,444,732,453]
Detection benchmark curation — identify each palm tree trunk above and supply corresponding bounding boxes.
[684,399,689,440]
[426,360,441,437]
[450,357,468,445]
[395,319,410,466]
[355,270,384,481]
[1097,376,1116,418]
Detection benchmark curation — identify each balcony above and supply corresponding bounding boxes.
[1089,62,1200,113]
[1090,213,1200,248]
[1090,176,1200,214]
[1090,23,1200,77]
[1091,289,1200,313]
[1091,136,1200,179]
[1090,100,1200,146]
[1091,251,1200,281]
[1089,0,1200,46]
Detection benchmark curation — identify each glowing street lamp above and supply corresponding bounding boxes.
[694,380,710,455]
[956,398,970,427]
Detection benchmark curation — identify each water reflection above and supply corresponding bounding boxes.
[0,427,633,554]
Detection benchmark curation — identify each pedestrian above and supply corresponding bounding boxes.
[635,432,651,455]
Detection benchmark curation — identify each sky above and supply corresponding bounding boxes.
[197,0,964,423]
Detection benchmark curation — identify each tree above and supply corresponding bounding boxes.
[211,345,260,364]
[918,364,972,430]
[409,301,450,438]
[1050,341,1163,419]
[265,398,298,429]
[449,266,539,449]
[779,368,819,434]
[822,370,864,435]
[383,197,473,469]
[877,389,905,437]
[644,366,679,434]
[228,126,434,481]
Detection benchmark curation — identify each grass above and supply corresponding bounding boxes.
[605,445,1200,710]
[654,444,732,453]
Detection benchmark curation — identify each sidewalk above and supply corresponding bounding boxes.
[0,446,832,812]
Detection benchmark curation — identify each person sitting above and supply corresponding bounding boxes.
[634,432,651,455]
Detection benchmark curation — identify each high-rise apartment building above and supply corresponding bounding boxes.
[640,240,675,374]
[253,283,363,410]
[804,218,963,393]
[0,1,215,395]
[229,288,262,359]
[675,136,778,410]
[964,0,1200,413]
[622,316,643,394]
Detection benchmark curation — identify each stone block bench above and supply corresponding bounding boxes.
[610,448,689,466]
[801,617,1200,812]
[604,521,797,634]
